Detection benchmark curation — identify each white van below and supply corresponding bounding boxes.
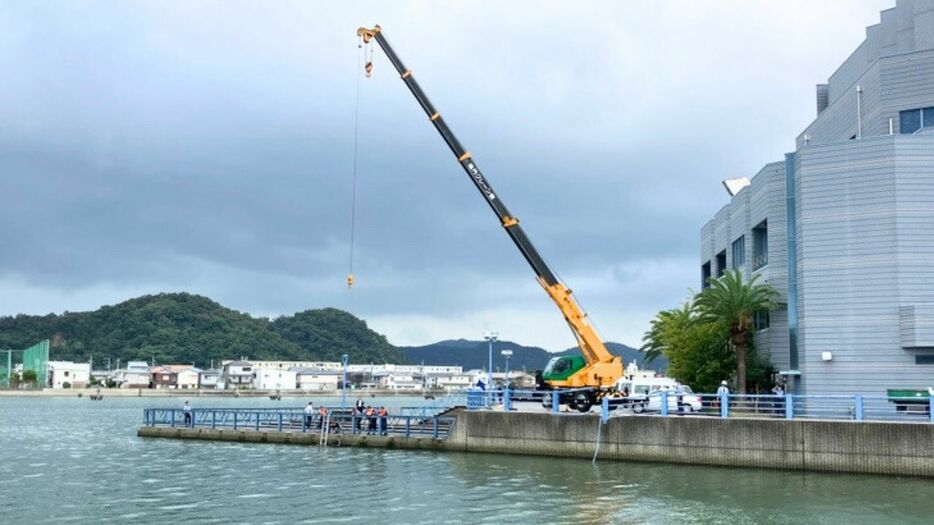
[613,377,703,412]
[615,376,677,397]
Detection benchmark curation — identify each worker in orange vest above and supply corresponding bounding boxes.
[318,406,328,431]
[377,406,388,435]
[365,406,377,434]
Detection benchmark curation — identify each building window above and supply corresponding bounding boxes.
[732,236,745,268]
[716,250,727,278]
[701,261,711,288]
[916,355,934,365]
[753,310,770,331]
[752,220,768,270]
[900,107,934,134]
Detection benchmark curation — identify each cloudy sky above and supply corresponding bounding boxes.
[0,1,892,350]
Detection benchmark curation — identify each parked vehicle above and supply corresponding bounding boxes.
[629,386,703,413]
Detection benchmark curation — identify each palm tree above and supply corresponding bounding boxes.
[641,303,693,364]
[694,269,780,394]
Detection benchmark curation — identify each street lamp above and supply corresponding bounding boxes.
[483,331,498,390]
[501,350,513,387]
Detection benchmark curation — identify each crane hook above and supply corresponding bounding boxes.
[347,273,355,289]
[365,61,373,78]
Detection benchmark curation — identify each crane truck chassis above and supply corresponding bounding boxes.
[357,25,623,412]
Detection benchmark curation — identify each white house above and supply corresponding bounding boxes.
[293,368,341,391]
[47,361,90,389]
[176,367,202,389]
[117,361,150,389]
[221,361,254,389]
[199,369,220,389]
[375,371,425,391]
[253,369,297,391]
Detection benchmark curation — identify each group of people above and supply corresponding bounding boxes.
[354,398,389,435]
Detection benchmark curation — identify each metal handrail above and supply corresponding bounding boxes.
[142,406,456,439]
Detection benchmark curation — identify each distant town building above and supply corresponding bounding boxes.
[199,369,220,389]
[293,368,341,391]
[253,369,297,390]
[47,361,90,389]
[700,1,934,395]
[116,361,150,389]
[220,361,254,389]
[176,367,202,389]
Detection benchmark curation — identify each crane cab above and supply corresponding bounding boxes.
[541,355,587,383]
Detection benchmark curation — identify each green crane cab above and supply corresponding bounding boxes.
[541,355,586,382]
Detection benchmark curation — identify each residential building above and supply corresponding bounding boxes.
[224,360,342,372]
[253,369,297,390]
[374,371,425,390]
[176,367,202,389]
[47,361,90,389]
[293,368,341,391]
[116,361,150,389]
[220,361,254,389]
[700,0,934,395]
[150,366,176,389]
[199,369,220,389]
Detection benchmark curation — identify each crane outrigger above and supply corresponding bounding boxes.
[357,25,622,411]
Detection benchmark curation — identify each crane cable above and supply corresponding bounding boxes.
[347,37,365,289]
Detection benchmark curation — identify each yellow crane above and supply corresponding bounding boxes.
[357,25,622,411]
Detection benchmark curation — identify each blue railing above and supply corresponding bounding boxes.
[143,407,456,439]
[452,388,934,424]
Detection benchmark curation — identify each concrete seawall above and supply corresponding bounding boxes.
[139,410,934,477]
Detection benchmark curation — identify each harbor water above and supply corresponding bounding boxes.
[1,396,932,524]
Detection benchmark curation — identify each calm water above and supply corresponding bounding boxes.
[1,396,933,524]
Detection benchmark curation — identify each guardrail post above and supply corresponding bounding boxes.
[171,410,176,428]
[255,413,260,431]
[929,396,933,423]
[433,417,439,439]
[552,391,559,415]
[660,391,669,417]
[719,393,729,418]
[405,418,411,437]
[212,411,217,429]
[278,413,283,432]
[233,412,238,430]
[785,394,794,420]
[601,396,609,423]
[504,388,511,412]
[351,416,357,435]
[854,395,863,421]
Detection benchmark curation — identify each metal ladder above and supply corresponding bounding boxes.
[319,412,330,447]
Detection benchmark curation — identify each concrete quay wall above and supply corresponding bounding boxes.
[447,412,934,477]
[138,411,934,477]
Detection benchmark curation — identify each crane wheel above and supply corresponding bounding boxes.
[572,392,593,413]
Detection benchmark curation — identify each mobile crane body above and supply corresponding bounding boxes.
[357,26,622,411]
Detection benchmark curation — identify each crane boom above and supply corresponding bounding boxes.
[357,26,621,387]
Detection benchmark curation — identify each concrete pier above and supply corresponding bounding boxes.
[139,410,934,477]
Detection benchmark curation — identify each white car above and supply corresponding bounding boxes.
[631,386,702,413]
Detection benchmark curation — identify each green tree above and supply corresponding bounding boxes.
[641,304,735,392]
[640,303,693,364]
[693,269,780,393]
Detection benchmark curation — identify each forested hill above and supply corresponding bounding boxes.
[0,293,406,367]
[400,339,667,372]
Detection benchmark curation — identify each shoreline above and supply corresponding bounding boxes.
[0,388,436,398]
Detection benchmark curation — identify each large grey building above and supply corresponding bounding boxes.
[701,0,934,395]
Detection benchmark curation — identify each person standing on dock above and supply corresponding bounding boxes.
[318,406,329,431]
[182,400,192,427]
[355,398,365,431]
[304,402,315,429]
[366,406,377,435]
[378,406,388,435]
